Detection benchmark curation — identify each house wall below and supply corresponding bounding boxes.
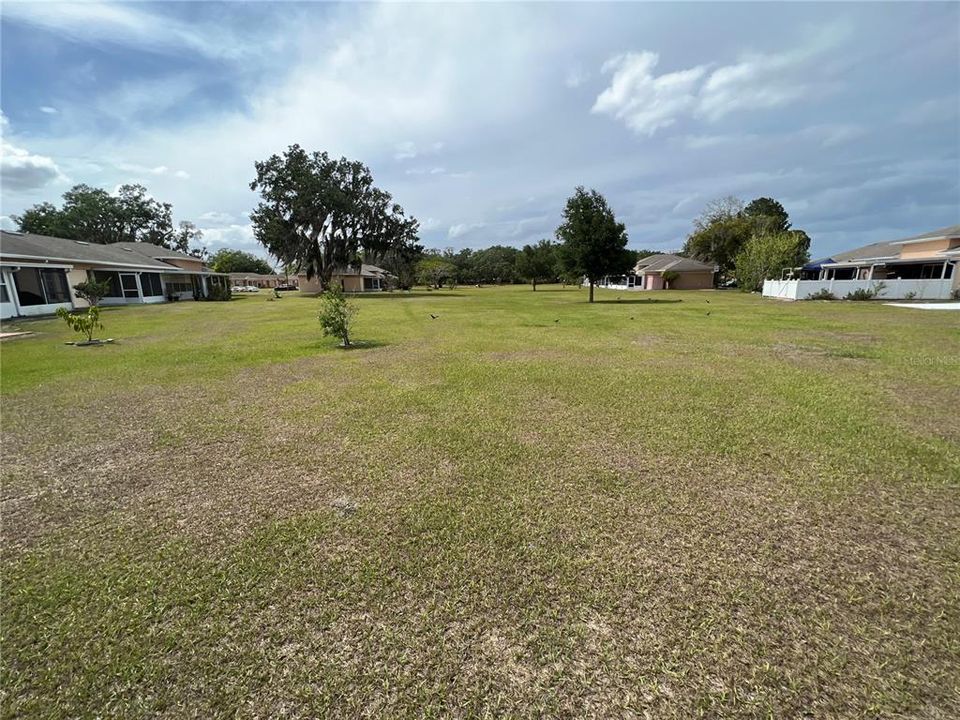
[645,275,664,290]
[162,257,206,272]
[899,238,958,259]
[298,275,322,294]
[339,275,364,292]
[66,265,92,308]
[669,271,714,290]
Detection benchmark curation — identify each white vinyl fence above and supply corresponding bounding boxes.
[762,278,954,301]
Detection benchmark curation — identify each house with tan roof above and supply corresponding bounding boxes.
[597,253,717,291]
[0,230,229,319]
[762,224,959,300]
[298,264,395,294]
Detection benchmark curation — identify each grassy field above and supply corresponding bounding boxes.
[2,286,958,718]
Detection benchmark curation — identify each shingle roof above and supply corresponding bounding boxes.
[633,253,715,273]
[0,231,220,273]
[891,224,960,244]
[813,225,960,265]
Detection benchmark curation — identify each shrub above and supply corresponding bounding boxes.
[903,291,917,301]
[805,288,836,301]
[661,270,680,289]
[56,306,103,343]
[72,279,112,307]
[844,282,887,301]
[318,285,358,347]
[952,288,960,301]
[207,284,232,301]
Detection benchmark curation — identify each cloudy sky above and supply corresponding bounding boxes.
[1,1,958,261]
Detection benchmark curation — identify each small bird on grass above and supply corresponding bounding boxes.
[554,319,559,323]
[706,311,711,316]
[630,316,635,320]
[430,314,439,319]
[705,299,710,304]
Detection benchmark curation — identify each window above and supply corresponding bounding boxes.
[162,275,193,294]
[0,276,9,303]
[12,268,70,306]
[91,271,123,297]
[41,269,71,303]
[140,273,163,296]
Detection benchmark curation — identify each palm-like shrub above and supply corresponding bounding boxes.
[56,306,103,343]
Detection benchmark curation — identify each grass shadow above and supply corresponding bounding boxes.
[299,339,389,351]
[592,298,683,305]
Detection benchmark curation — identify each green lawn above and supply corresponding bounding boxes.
[2,286,958,718]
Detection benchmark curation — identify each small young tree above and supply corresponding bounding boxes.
[72,279,112,307]
[556,187,631,302]
[318,285,358,347]
[516,239,557,291]
[56,306,103,344]
[734,231,810,292]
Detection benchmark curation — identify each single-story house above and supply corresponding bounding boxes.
[762,225,959,300]
[298,264,395,294]
[596,254,717,291]
[0,230,229,319]
[229,272,296,289]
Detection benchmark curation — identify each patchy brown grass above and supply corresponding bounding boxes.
[2,287,958,718]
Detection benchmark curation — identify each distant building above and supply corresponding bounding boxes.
[595,254,716,291]
[0,230,229,319]
[298,264,395,293]
[228,272,295,289]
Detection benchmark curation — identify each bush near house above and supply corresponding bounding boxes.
[844,282,887,301]
[805,288,837,301]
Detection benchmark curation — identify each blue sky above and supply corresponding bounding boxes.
[1,2,958,261]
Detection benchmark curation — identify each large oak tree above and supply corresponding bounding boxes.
[249,145,420,288]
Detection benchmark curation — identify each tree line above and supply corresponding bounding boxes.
[13,184,205,255]
[12,143,811,298]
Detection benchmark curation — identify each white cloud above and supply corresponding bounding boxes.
[39,106,58,115]
[1,2,254,60]
[394,140,445,162]
[420,217,441,231]
[594,27,846,135]
[898,96,959,125]
[800,124,865,148]
[1,140,67,192]
[394,141,418,160]
[199,211,236,224]
[0,215,17,231]
[405,166,446,176]
[448,222,485,239]
[198,223,256,249]
[591,52,707,135]
[565,66,589,88]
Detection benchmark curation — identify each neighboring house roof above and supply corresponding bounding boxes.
[0,231,219,273]
[890,224,960,245]
[634,253,715,273]
[227,272,286,279]
[808,225,960,268]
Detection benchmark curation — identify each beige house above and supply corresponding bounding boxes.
[298,264,395,294]
[763,224,959,300]
[597,253,717,291]
[0,230,228,319]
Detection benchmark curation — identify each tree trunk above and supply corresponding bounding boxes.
[589,280,594,303]
[532,278,537,291]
